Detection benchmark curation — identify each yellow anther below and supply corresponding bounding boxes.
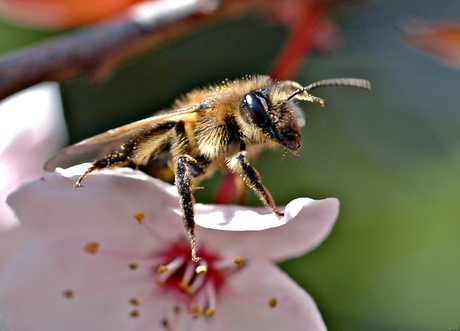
[234,256,244,267]
[268,297,277,307]
[62,289,74,299]
[179,280,189,290]
[205,308,215,317]
[189,303,204,318]
[133,211,145,223]
[196,265,207,275]
[157,265,169,273]
[84,242,99,254]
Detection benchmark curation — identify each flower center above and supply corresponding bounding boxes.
[154,241,226,318]
[62,211,248,329]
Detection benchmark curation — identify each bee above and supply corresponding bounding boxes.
[45,75,370,262]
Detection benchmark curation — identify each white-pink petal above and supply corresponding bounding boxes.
[219,259,326,331]
[0,241,153,331]
[0,81,66,229]
[7,165,184,253]
[2,164,336,331]
[195,197,339,261]
[8,165,338,262]
[0,82,66,270]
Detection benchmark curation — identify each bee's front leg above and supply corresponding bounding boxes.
[174,155,206,262]
[74,153,130,188]
[226,150,283,217]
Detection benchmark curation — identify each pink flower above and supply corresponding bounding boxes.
[1,165,338,331]
[0,82,66,269]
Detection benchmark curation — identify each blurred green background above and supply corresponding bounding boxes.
[1,0,460,330]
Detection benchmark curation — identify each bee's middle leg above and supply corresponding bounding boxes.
[226,151,283,217]
[174,155,206,262]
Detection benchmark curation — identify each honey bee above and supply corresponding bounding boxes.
[45,75,370,262]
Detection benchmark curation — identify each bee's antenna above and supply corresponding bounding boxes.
[285,78,371,103]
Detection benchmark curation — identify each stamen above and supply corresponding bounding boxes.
[137,214,168,245]
[181,260,196,286]
[158,265,169,273]
[189,303,204,318]
[129,298,139,306]
[213,257,240,270]
[234,256,244,267]
[83,241,152,261]
[179,280,189,291]
[62,289,74,299]
[128,263,138,270]
[161,318,174,331]
[195,265,207,275]
[205,308,215,316]
[268,297,277,307]
[161,318,169,327]
[130,309,139,318]
[157,256,186,283]
[84,242,99,254]
[133,211,145,223]
[225,287,279,309]
[204,280,217,316]
[187,270,206,295]
[196,260,208,275]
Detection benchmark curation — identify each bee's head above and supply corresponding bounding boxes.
[239,88,303,152]
[238,77,371,152]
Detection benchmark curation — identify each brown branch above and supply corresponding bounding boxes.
[0,0,338,101]
[0,0,219,101]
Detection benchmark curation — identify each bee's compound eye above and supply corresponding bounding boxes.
[243,92,270,129]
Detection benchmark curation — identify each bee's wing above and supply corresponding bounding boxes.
[44,106,201,171]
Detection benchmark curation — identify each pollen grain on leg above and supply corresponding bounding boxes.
[84,242,100,254]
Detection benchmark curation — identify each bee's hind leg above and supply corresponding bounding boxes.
[174,155,206,262]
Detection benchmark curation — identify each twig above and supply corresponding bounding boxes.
[0,0,218,101]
